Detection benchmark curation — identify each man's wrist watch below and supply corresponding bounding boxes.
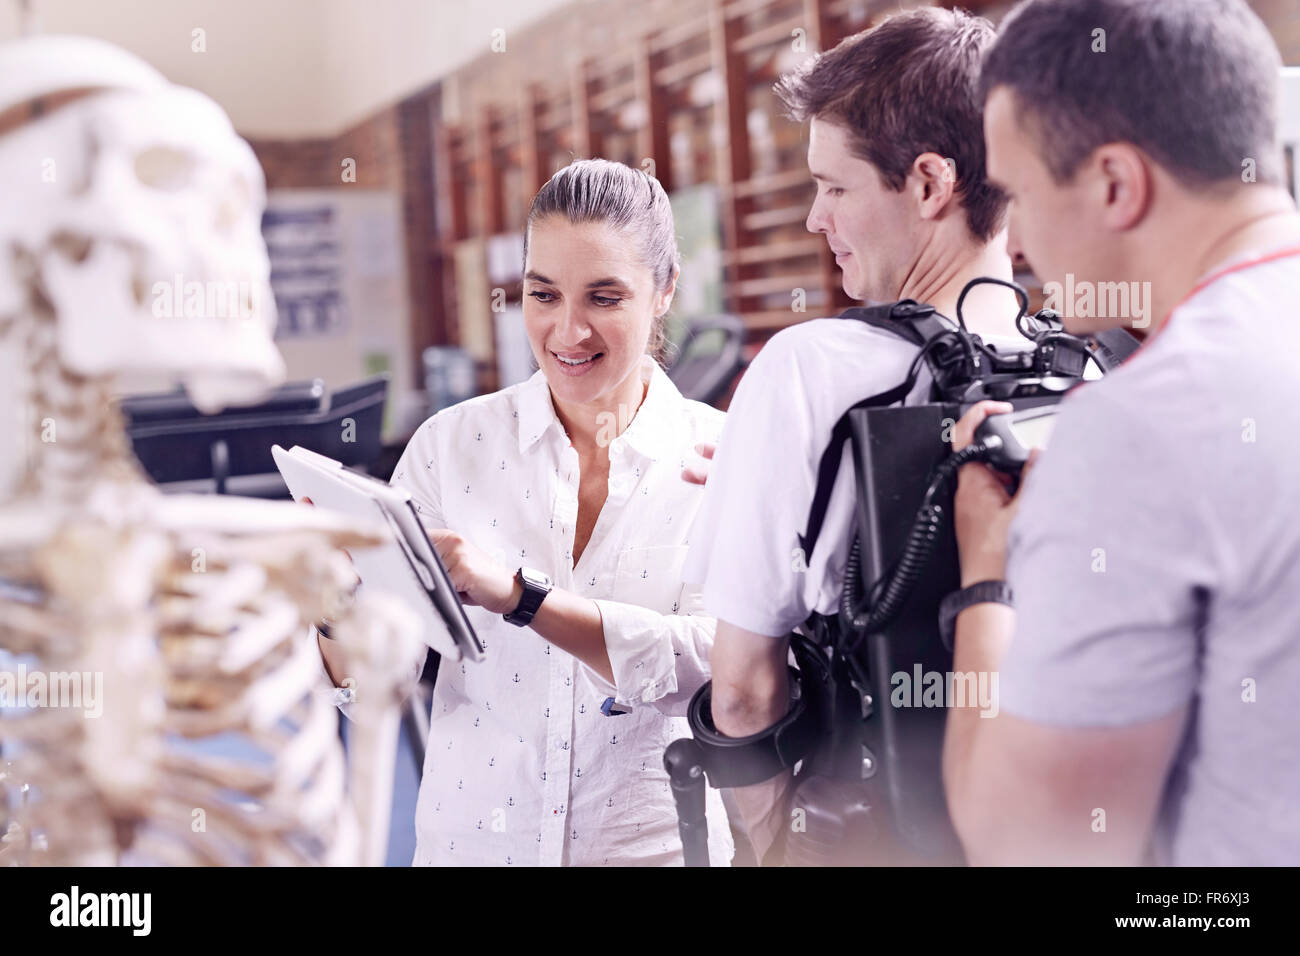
[503,567,552,627]
[938,579,1014,651]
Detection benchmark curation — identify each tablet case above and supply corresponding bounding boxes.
[271,444,482,662]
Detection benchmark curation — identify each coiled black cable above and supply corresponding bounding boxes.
[839,442,994,651]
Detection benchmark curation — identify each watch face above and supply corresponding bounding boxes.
[520,567,551,589]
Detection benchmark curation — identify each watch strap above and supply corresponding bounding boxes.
[938,580,1014,652]
[503,567,550,626]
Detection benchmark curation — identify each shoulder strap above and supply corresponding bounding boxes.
[837,300,953,347]
[795,301,944,562]
[837,305,925,346]
[797,386,909,560]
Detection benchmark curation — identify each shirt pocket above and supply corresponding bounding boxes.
[613,544,689,616]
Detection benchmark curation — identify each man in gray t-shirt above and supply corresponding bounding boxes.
[943,0,1300,865]
[1001,252,1300,865]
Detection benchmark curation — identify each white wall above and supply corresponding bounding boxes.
[0,0,574,137]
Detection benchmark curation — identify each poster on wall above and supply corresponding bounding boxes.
[263,204,347,338]
[262,190,414,441]
[667,183,725,351]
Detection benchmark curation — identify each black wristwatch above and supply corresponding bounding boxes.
[503,567,552,627]
[938,580,1014,651]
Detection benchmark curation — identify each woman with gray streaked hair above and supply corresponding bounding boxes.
[322,158,734,866]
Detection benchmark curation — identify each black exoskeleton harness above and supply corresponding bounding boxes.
[663,290,1138,865]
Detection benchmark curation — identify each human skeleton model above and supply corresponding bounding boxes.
[0,36,423,866]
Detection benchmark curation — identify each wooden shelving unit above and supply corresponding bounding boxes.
[431,0,1011,360]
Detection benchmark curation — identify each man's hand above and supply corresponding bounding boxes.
[951,401,1036,586]
[681,441,716,485]
[427,529,519,614]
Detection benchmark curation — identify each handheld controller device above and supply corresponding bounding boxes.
[971,406,1059,472]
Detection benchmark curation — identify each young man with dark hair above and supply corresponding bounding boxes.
[944,0,1300,865]
[682,6,1018,862]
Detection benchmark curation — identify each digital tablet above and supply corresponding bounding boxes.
[272,444,483,662]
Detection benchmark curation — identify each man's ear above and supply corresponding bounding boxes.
[911,151,959,221]
[1092,143,1151,232]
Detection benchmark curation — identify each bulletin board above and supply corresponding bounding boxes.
[263,189,415,440]
[667,182,725,351]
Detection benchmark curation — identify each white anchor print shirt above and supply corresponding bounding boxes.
[391,357,734,866]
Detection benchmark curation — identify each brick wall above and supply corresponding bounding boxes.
[244,0,1300,371]
[1253,0,1300,64]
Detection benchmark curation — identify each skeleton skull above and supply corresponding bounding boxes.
[0,35,285,498]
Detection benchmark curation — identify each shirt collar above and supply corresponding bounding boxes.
[516,369,559,453]
[619,358,682,461]
[515,355,684,461]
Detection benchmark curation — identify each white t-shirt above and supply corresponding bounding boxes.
[685,316,941,636]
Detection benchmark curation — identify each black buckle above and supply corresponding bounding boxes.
[889,299,936,319]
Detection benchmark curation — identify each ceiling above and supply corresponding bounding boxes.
[0,0,577,137]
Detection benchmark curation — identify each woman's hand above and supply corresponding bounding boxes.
[427,529,521,614]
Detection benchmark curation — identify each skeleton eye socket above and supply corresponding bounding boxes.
[133,146,194,190]
[50,231,91,263]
